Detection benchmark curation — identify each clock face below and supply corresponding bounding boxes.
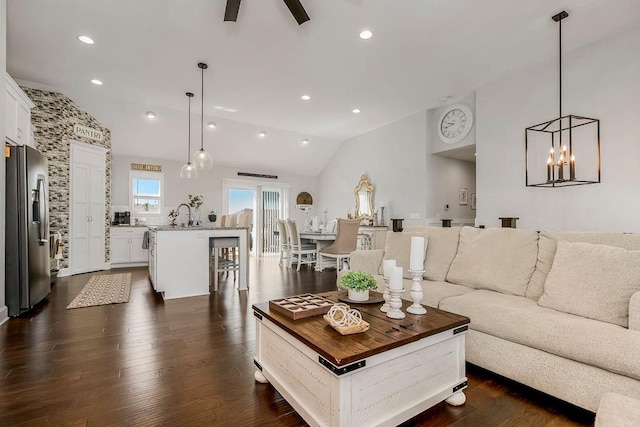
[437,104,473,144]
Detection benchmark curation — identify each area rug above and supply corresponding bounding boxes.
[66,273,132,309]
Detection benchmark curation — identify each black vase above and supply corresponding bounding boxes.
[208,214,217,223]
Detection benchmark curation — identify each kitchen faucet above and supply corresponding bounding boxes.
[176,203,192,226]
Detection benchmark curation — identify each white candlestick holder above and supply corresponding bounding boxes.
[380,277,391,313]
[386,287,405,319]
[407,269,427,315]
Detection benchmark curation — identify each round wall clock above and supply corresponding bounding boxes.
[437,104,474,144]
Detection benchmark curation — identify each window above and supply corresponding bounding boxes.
[129,171,163,215]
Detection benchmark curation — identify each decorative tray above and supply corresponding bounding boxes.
[268,293,335,320]
[337,291,384,305]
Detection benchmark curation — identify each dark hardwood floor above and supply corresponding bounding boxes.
[0,257,595,426]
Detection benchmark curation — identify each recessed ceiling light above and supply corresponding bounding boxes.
[301,94,311,101]
[214,106,224,110]
[146,111,156,119]
[77,35,94,45]
[359,30,373,40]
[208,122,216,129]
[352,108,361,114]
[301,139,309,145]
[223,108,238,113]
[258,131,266,137]
[440,95,452,102]
[90,79,103,86]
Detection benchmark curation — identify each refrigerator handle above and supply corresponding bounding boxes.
[35,174,48,245]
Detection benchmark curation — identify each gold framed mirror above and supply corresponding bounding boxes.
[354,175,375,219]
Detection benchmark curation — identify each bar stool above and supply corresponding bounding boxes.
[210,236,240,291]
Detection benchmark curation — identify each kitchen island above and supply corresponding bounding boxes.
[148,225,250,300]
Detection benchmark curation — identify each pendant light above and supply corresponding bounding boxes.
[525,11,600,188]
[193,62,213,169]
[180,92,198,179]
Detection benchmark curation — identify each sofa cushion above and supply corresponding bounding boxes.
[420,280,475,308]
[404,226,461,281]
[538,241,640,327]
[595,393,640,427]
[439,290,640,381]
[446,227,538,296]
[379,231,428,279]
[527,232,640,300]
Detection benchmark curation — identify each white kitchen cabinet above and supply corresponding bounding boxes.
[111,227,148,267]
[5,73,35,147]
[70,141,106,274]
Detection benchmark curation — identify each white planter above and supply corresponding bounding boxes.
[348,288,369,301]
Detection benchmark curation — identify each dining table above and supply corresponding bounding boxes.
[300,231,371,271]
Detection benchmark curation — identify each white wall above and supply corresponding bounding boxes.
[317,112,428,227]
[111,155,316,227]
[476,26,640,232]
[0,0,7,324]
[426,153,476,225]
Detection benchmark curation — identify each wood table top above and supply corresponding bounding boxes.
[252,291,469,367]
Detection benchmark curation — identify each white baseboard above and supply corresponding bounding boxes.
[0,306,8,326]
[111,262,148,269]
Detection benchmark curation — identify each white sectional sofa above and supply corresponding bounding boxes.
[345,226,640,412]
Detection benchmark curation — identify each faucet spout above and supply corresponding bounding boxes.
[176,203,192,226]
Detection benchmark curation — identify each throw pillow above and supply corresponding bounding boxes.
[446,227,539,296]
[538,241,640,327]
[379,231,428,279]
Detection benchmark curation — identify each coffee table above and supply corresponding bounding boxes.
[252,291,470,427]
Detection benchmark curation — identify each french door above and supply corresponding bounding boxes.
[222,179,289,255]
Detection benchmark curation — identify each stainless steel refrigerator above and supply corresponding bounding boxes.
[5,145,51,316]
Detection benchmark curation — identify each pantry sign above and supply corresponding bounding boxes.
[74,124,104,142]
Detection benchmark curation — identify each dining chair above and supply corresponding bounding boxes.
[317,218,361,272]
[286,219,316,271]
[276,219,291,267]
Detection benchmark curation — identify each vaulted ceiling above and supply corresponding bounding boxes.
[7,0,640,176]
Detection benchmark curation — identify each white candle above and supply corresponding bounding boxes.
[389,266,403,290]
[383,259,396,279]
[409,236,425,271]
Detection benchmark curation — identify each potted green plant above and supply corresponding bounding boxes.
[339,270,378,302]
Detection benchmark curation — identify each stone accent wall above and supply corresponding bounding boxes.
[22,87,112,268]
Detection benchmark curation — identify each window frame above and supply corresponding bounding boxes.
[129,171,164,216]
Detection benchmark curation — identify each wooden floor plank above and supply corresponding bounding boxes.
[0,257,594,426]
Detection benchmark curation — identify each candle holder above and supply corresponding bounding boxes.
[380,277,391,313]
[386,287,405,320]
[407,269,427,315]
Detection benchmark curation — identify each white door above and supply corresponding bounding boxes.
[70,141,106,274]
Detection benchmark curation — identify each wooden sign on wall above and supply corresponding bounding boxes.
[131,163,162,172]
[74,124,104,142]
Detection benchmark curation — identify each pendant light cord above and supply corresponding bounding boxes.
[188,94,192,163]
[201,66,204,150]
[559,17,562,118]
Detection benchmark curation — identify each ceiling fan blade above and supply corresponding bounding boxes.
[282,0,310,25]
[224,0,241,22]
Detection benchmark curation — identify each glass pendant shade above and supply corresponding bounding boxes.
[180,161,198,179]
[193,148,213,169]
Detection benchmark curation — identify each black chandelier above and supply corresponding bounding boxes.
[525,11,601,188]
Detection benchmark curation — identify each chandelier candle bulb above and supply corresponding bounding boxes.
[557,159,564,181]
[389,266,403,291]
[570,154,576,181]
[547,157,552,182]
[409,236,425,271]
